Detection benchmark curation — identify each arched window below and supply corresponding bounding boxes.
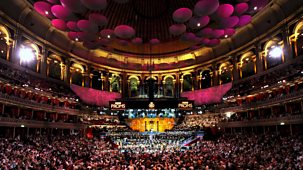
[163,76,174,97]
[219,63,232,84]
[110,74,121,92]
[144,76,158,98]
[0,25,10,60]
[48,54,62,80]
[240,51,256,78]
[91,70,102,90]
[201,70,212,88]
[263,38,283,69]
[292,21,303,57]
[183,74,192,92]
[129,76,139,97]
[19,41,40,72]
[71,63,84,86]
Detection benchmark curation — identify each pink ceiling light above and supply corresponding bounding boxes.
[196,27,213,38]
[80,0,107,10]
[169,24,186,36]
[234,3,249,16]
[180,32,196,42]
[114,25,135,39]
[67,31,78,40]
[89,13,108,27]
[51,19,67,31]
[238,15,252,27]
[51,5,75,21]
[100,29,115,39]
[224,28,236,37]
[34,1,55,18]
[214,4,234,18]
[173,8,192,23]
[132,37,143,45]
[188,16,210,29]
[211,29,225,38]
[201,38,210,45]
[60,0,86,13]
[66,21,78,31]
[150,38,160,45]
[218,16,239,28]
[194,0,219,16]
[77,20,98,33]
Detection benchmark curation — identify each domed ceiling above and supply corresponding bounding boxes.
[32,0,270,56]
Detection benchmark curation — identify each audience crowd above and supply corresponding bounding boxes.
[0,132,302,169]
[172,114,223,131]
[0,64,80,110]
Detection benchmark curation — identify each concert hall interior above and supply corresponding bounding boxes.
[0,0,303,169]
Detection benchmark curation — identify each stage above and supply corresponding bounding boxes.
[125,117,176,132]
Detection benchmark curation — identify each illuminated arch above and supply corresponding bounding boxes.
[263,37,284,69]
[21,40,40,60]
[240,51,256,78]
[145,76,157,81]
[219,62,232,75]
[293,20,303,36]
[240,51,255,63]
[48,53,62,62]
[263,37,281,56]
[292,20,303,57]
[0,25,10,44]
[163,75,174,84]
[128,75,140,81]
[71,63,84,73]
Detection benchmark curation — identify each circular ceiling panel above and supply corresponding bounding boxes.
[51,5,75,21]
[34,1,55,18]
[51,19,67,31]
[214,4,234,19]
[89,13,108,27]
[194,0,219,16]
[173,8,192,23]
[114,25,135,39]
[60,0,86,13]
[234,3,249,16]
[169,24,186,36]
[188,16,210,29]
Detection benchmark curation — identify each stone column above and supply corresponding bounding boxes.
[40,46,47,76]
[232,56,239,82]
[255,43,264,74]
[84,65,91,88]
[104,70,109,91]
[11,30,22,64]
[282,26,293,63]
[212,64,219,86]
[64,58,71,84]
[175,73,180,98]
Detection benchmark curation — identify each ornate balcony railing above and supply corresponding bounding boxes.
[220,89,303,113]
[0,93,80,115]
[218,114,303,128]
[0,117,87,129]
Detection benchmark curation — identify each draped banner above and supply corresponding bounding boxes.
[181,83,232,105]
[70,84,121,107]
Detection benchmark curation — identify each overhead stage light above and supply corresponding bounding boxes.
[19,47,35,63]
